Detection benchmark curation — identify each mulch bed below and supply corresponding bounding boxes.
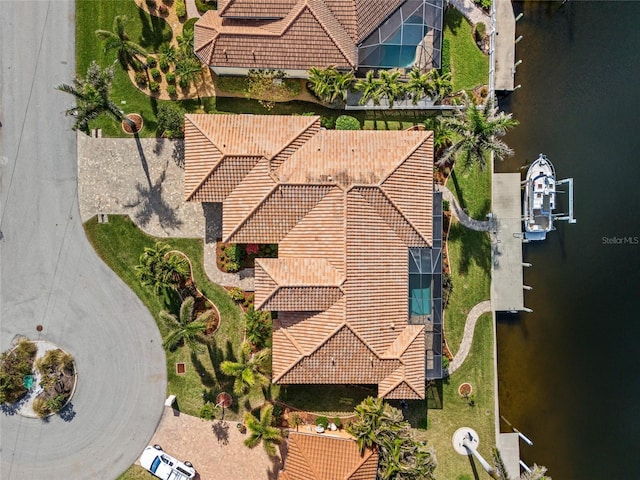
[458,383,473,397]
[122,113,144,134]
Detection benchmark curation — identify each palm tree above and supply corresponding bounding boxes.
[307,66,333,103]
[377,69,404,108]
[406,67,432,105]
[56,61,123,133]
[95,15,148,71]
[330,69,355,103]
[439,93,519,171]
[175,54,203,90]
[348,396,388,453]
[220,341,271,396]
[159,296,212,352]
[491,447,551,480]
[135,242,189,296]
[158,44,178,65]
[243,403,282,456]
[355,70,382,106]
[427,69,453,103]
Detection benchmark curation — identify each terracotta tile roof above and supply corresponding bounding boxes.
[219,0,298,18]
[278,432,378,480]
[184,114,434,399]
[195,4,357,70]
[195,0,410,72]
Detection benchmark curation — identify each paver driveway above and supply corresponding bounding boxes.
[0,2,166,478]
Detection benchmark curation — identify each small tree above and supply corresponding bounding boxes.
[355,70,382,106]
[95,15,148,71]
[220,341,270,396]
[335,115,361,130]
[244,403,283,456]
[159,296,212,352]
[289,412,302,432]
[56,61,123,133]
[135,242,189,296]
[157,103,185,138]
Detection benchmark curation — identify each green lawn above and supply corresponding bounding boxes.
[118,465,155,480]
[84,215,260,419]
[444,164,491,355]
[278,384,376,417]
[424,313,495,480]
[444,7,489,92]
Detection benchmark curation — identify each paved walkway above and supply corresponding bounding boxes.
[449,300,492,374]
[146,407,283,480]
[449,0,490,26]
[185,0,201,19]
[77,134,255,290]
[438,185,496,232]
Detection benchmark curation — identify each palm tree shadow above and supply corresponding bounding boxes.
[450,169,467,210]
[212,420,230,445]
[266,441,287,480]
[138,6,172,49]
[121,135,182,231]
[190,351,215,387]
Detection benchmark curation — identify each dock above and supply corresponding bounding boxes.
[494,0,516,91]
[491,173,526,312]
[497,432,521,478]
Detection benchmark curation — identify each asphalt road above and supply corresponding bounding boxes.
[0,2,167,478]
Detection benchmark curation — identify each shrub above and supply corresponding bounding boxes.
[157,103,185,138]
[195,0,217,14]
[145,0,157,7]
[146,55,157,68]
[166,71,176,84]
[442,355,450,370]
[200,402,218,420]
[150,68,161,80]
[245,307,272,350]
[135,71,147,86]
[175,0,187,18]
[226,262,240,273]
[442,272,453,308]
[229,287,244,302]
[226,243,241,263]
[149,81,160,93]
[475,22,487,41]
[321,116,336,129]
[159,58,170,71]
[179,77,189,89]
[158,4,169,15]
[443,199,450,212]
[167,84,177,96]
[335,115,360,130]
[332,417,342,429]
[272,404,283,425]
[0,339,37,404]
[315,416,329,429]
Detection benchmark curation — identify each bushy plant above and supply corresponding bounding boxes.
[157,103,185,138]
[332,417,342,429]
[200,402,218,420]
[229,287,245,302]
[159,57,170,71]
[335,115,360,130]
[315,415,329,429]
[475,22,487,41]
[0,339,37,404]
[226,243,241,263]
[175,0,187,18]
[165,71,176,84]
[321,116,336,129]
[245,307,272,350]
[442,355,450,370]
[145,0,157,7]
[167,84,177,96]
[441,39,451,76]
[158,4,169,15]
[146,55,157,68]
[179,77,189,89]
[226,262,240,273]
[149,81,160,93]
[135,71,147,85]
[150,68,161,80]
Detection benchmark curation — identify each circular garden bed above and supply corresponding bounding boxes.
[458,382,473,397]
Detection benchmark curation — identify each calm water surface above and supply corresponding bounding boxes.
[497,2,640,479]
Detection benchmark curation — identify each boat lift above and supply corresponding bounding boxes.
[553,177,577,224]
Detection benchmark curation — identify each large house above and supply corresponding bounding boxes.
[194,0,445,77]
[184,114,443,400]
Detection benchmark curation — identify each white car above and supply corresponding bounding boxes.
[139,445,196,480]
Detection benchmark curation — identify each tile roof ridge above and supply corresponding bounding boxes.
[254,259,279,310]
[272,320,348,383]
[224,180,278,242]
[183,116,225,202]
[369,185,430,246]
[380,324,423,359]
[344,444,375,479]
[194,13,221,65]
[289,432,324,480]
[274,317,306,357]
[303,0,357,67]
[269,116,321,168]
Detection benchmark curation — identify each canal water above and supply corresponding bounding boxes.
[496,1,640,478]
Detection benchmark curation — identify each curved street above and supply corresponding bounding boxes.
[0,2,166,478]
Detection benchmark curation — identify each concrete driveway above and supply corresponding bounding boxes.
[0,2,166,478]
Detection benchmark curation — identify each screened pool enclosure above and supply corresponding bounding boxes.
[358,0,444,70]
